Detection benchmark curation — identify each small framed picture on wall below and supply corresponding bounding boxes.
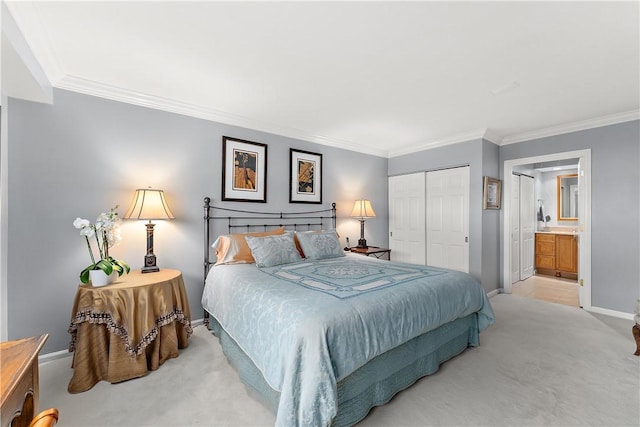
[289,149,322,204]
[222,136,267,203]
[483,176,502,210]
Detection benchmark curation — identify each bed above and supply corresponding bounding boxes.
[201,198,495,427]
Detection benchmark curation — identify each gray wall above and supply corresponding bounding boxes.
[500,120,640,313]
[481,140,501,292]
[388,138,502,293]
[5,89,388,353]
[389,120,640,314]
[5,87,636,354]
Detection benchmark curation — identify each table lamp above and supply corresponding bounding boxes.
[124,187,175,273]
[350,199,376,248]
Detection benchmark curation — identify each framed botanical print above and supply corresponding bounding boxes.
[222,136,267,203]
[289,148,322,204]
[483,176,502,210]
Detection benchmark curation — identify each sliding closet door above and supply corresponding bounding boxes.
[426,167,469,273]
[388,173,426,264]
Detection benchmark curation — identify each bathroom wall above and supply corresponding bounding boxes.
[537,169,579,228]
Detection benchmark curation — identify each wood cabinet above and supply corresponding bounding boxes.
[555,235,578,274]
[535,233,578,279]
[1,335,48,427]
[535,233,556,270]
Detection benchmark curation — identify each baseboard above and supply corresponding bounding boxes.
[39,348,71,364]
[487,289,500,298]
[38,317,207,364]
[588,306,634,321]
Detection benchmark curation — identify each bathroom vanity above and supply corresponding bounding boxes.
[535,231,578,280]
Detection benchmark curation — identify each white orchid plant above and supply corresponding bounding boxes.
[73,206,130,284]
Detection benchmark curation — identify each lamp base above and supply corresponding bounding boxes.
[142,254,159,273]
[356,219,368,248]
[356,238,368,248]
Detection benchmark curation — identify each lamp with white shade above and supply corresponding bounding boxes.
[350,199,376,248]
[124,187,175,273]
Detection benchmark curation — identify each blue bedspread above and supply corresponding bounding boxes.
[202,254,494,427]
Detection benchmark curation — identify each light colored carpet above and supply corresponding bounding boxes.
[39,294,640,426]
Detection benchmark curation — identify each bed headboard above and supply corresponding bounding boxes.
[203,197,336,320]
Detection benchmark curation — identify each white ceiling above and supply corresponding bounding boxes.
[3,1,639,157]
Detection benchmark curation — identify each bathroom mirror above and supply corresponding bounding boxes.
[557,174,578,221]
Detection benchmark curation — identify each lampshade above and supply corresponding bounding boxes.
[124,188,175,220]
[350,199,376,219]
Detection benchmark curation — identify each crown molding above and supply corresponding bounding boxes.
[388,129,489,158]
[1,2,53,103]
[500,109,640,145]
[4,2,65,84]
[387,109,640,156]
[54,75,389,158]
[482,128,503,145]
[47,75,640,159]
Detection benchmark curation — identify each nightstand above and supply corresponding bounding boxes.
[68,269,193,393]
[349,246,391,260]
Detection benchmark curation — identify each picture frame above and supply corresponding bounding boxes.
[483,176,502,210]
[222,136,267,203]
[289,148,322,204]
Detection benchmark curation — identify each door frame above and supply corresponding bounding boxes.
[502,149,592,310]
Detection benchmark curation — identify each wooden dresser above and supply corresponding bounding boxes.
[1,335,48,427]
[535,232,578,280]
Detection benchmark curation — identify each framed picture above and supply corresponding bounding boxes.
[222,136,267,203]
[483,176,502,210]
[289,148,322,204]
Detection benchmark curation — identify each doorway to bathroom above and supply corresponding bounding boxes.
[503,149,591,310]
[509,163,580,307]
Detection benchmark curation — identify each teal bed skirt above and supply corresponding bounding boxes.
[208,313,480,427]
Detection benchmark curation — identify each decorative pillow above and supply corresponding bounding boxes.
[285,230,306,258]
[245,233,303,268]
[212,227,285,265]
[296,230,345,260]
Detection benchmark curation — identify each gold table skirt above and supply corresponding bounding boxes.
[67,269,192,393]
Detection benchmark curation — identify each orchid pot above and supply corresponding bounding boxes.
[74,206,130,285]
[88,269,119,287]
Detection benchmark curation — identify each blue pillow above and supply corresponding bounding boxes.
[245,233,303,267]
[296,230,345,260]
